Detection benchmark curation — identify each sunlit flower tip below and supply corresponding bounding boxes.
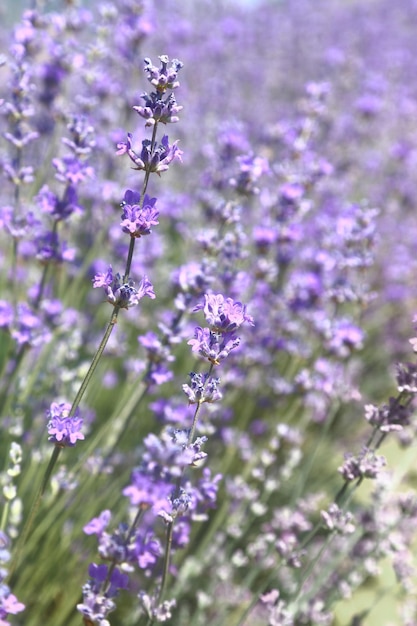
[193,293,254,333]
[46,401,84,447]
[143,55,184,93]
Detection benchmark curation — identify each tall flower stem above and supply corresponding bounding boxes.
[69,306,120,418]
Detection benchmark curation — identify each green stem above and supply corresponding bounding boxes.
[124,237,136,282]
[69,306,120,418]
[159,521,174,604]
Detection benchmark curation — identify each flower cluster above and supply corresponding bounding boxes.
[46,402,84,447]
[188,293,254,366]
[93,266,155,309]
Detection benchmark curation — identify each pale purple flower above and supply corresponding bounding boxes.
[93,267,155,308]
[47,401,84,447]
[193,293,254,333]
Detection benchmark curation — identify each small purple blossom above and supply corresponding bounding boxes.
[182,371,222,404]
[0,302,13,328]
[92,266,155,308]
[195,467,222,510]
[46,401,84,447]
[338,447,386,482]
[120,193,159,238]
[52,155,94,185]
[138,331,175,385]
[77,564,128,625]
[116,133,183,176]
[122,469,173,514]
[84,510,112,536]
[36,184,82,221]
[131,533,161,570]
[187,327,241,365]
[0,585,25,624]
[134,91,183,127]
[36,231,76,264]
[143,55,183,93]
[193,293,254,333]
[11,303,51,347]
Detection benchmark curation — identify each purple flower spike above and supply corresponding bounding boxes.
[120,193,159,238]
[116,134,183,176]
[134,92,183,127]
[193,293,254,333]
[182,372,222,404]
[92,267,155,308]
[143,55,183,93]
[47,401,84,447]
[77,564,128,625]
[187,327,241,365]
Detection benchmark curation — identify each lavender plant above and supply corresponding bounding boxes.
[1,1,417,625]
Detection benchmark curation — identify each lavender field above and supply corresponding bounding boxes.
[2,1,417,625]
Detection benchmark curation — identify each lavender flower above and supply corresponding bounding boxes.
[338,447,387,482]
[182,371,222,404]
[46,401,84,447]
[187,326,241,365]
[193,293,254,333]
[120,191,159,238]
[0,584,25,625]
[116,133,183,175]
[143,55,183,93]
[77,563,129,626]
[134,91,183,127]
[92,266,155,308]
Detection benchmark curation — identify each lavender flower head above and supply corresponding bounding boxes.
[134,53,184,127]
[92,266,155,308]
[188,294,254,364]
[143,55,183,93]
[116,133,183,176]
[46,401,84,447]
[77,562,129,626]
[120,189,159,238]
[193,293,254,333]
